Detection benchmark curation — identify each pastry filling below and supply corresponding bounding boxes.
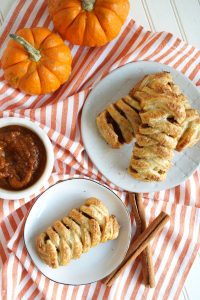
[167,117,176,123]
[44,234,49,242]
[114,103,127,119]
[105,111,125,144]
[122,97,140,112]
[81,211,93,219]
[129,166,138,173]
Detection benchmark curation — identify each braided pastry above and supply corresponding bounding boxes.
[141,72,200,152]
[96,72,200,181]
[132,73,200,153]
[97,72,200,152]
[36,198,120,268]
[128,72,186,181]
[96,95,141,148]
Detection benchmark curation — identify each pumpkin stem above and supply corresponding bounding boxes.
[82,0,96,11]
[9,34,41,62]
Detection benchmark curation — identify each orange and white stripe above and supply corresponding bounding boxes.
[0,0,200,299]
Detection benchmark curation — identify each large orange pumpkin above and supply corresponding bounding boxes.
[48,0,130,47]
[1,27,72,95]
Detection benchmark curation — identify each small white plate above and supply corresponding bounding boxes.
[81,61,200,193]
[24,178,131,285]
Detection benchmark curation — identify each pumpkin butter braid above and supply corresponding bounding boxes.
[36,198,120,268]
[128,72,186,181]
[96,72,200,181]
[96,72,200,153]
[135,72,200,152]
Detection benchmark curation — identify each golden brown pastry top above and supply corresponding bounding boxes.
[129,72,185,182]
[36,198,120,268]
[132,72,186,124]
[130,72,182,96]
[176,108,200,151]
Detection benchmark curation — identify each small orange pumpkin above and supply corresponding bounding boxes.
[48,0,130,47]
[1,27,72,95]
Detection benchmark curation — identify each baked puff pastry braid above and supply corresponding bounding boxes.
[36,198,120,268]
[97,71,200,152]
[131,72,200,150]
[128,72,186,181]
[96,95,141,148]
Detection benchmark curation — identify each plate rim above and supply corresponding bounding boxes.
[81,60,200,193]
[23,177,132,286]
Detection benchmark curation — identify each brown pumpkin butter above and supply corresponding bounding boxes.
[0,125,47,191]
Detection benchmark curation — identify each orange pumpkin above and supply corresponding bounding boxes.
[48,0,130,47]
[1,27,72,95]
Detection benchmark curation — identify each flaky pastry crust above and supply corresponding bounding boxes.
[36,198,120,268]
[129,72,185,181]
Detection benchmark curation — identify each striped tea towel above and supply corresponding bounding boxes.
[0,0,200,299]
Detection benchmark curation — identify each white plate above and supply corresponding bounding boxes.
[81,61,200,193]
[24,178,131,285]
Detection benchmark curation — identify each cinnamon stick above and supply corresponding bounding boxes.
[129,193,155,288]
[103,211,170,286]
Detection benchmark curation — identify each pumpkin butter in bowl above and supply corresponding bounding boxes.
[0,117,54,200]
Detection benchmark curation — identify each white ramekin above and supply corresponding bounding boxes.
[0,117,54,200]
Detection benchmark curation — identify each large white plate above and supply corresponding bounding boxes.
[81,61,200,193]
[24,178,131,285]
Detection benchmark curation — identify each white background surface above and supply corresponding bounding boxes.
[0,0,200,299]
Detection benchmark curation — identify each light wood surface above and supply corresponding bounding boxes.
[0,1,200,299]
